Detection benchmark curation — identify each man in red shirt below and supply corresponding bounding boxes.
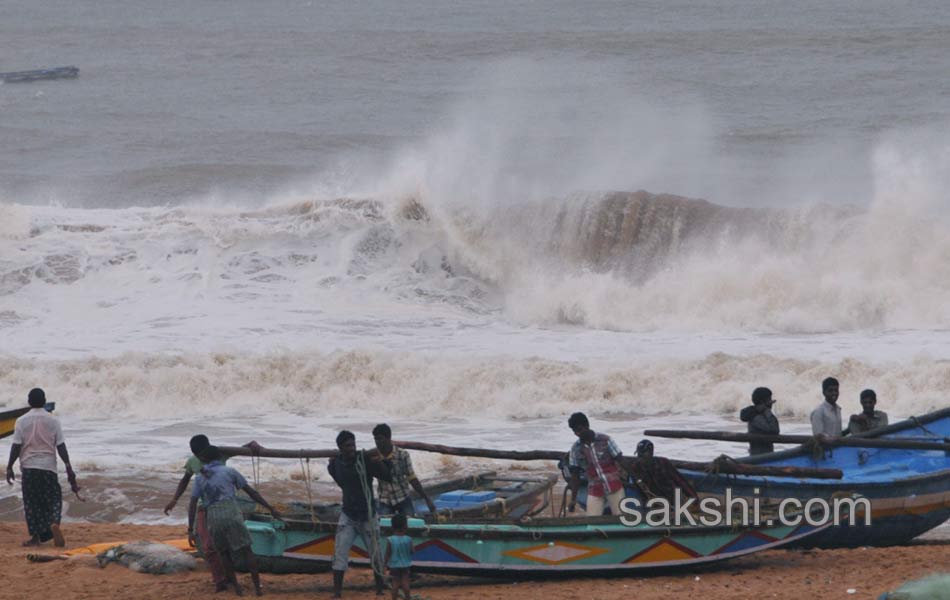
[567,412,626,516]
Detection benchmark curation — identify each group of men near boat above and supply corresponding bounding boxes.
[740,376,889,454]
[4,378,893,597]
[158,425,428,597]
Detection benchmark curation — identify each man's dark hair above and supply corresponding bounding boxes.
[190,434,210,455]
[568,412,589,430]
[372,423,392,439]
[822,377,839,391]
[635,439,654,456]
[27,388,46,409]
[751,387,773,406]
[336,430,356,448]
[860,389,877,401]
[391,513,407,530]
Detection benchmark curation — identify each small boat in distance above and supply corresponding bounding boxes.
[0,66,79,83]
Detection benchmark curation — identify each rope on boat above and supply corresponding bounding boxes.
[355,451,386,579]
[251,453,262,487]
[299,456,319,525]
[910,416,940,437]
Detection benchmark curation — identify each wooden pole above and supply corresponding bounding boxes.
[393,440,563,461]
[220,441,842,479]
[644,430,950,452]
[219,445,337,459]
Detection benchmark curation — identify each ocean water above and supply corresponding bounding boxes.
[3,0,950,523]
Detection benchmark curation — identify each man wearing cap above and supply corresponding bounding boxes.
[5,388,79,547]
[567,412,626,517]
[849,389,888,434]
[626,440,697,503]
[740,387,780,454]
[810,377,843,438]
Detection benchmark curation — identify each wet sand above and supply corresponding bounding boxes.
[2,521,948,599]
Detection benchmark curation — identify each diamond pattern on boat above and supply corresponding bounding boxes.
[504,541,609,565]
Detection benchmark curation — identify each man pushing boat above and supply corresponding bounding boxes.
[328,430,391,598]
[372,423,437,517]
[625,440,697,504]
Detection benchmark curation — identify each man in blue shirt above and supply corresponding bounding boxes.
[188,446,280,596]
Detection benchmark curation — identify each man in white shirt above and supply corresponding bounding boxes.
[5,388,79,547]
[810,377,843,439]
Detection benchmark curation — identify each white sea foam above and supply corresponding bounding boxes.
[2,350,947,421]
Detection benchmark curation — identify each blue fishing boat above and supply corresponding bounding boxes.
[678,408,950,548]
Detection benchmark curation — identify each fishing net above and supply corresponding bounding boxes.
[96,541,196,574]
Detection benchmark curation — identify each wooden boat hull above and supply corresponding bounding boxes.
[681,408,950,548]
[242,514,830,576]
[0,404,56,440]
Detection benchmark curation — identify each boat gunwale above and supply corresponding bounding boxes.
[683,462,950,490]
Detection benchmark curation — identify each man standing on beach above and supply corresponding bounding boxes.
[849,389,888,434]
[5,388,80,547]
[567,412,626,517]
[372,423,437,517]
[811,377,843,439]
[328,430,392,598]
[164,434,227,592]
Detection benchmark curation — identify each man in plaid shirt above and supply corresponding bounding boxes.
[373,424,438,516]
[566,412,627,517]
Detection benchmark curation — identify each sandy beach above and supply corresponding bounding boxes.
[1,520,947,599]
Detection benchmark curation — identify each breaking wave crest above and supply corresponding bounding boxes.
[4,165,950,340]
[1,350,948,420]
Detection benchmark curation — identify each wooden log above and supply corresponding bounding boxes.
[644,429,950,451]
[219,441,842,478]
[219,445,338,459]
[393,440,563,461]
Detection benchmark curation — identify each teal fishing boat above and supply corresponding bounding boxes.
[243,513,831,576]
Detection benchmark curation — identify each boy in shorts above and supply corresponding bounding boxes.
[384,514,413,600]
